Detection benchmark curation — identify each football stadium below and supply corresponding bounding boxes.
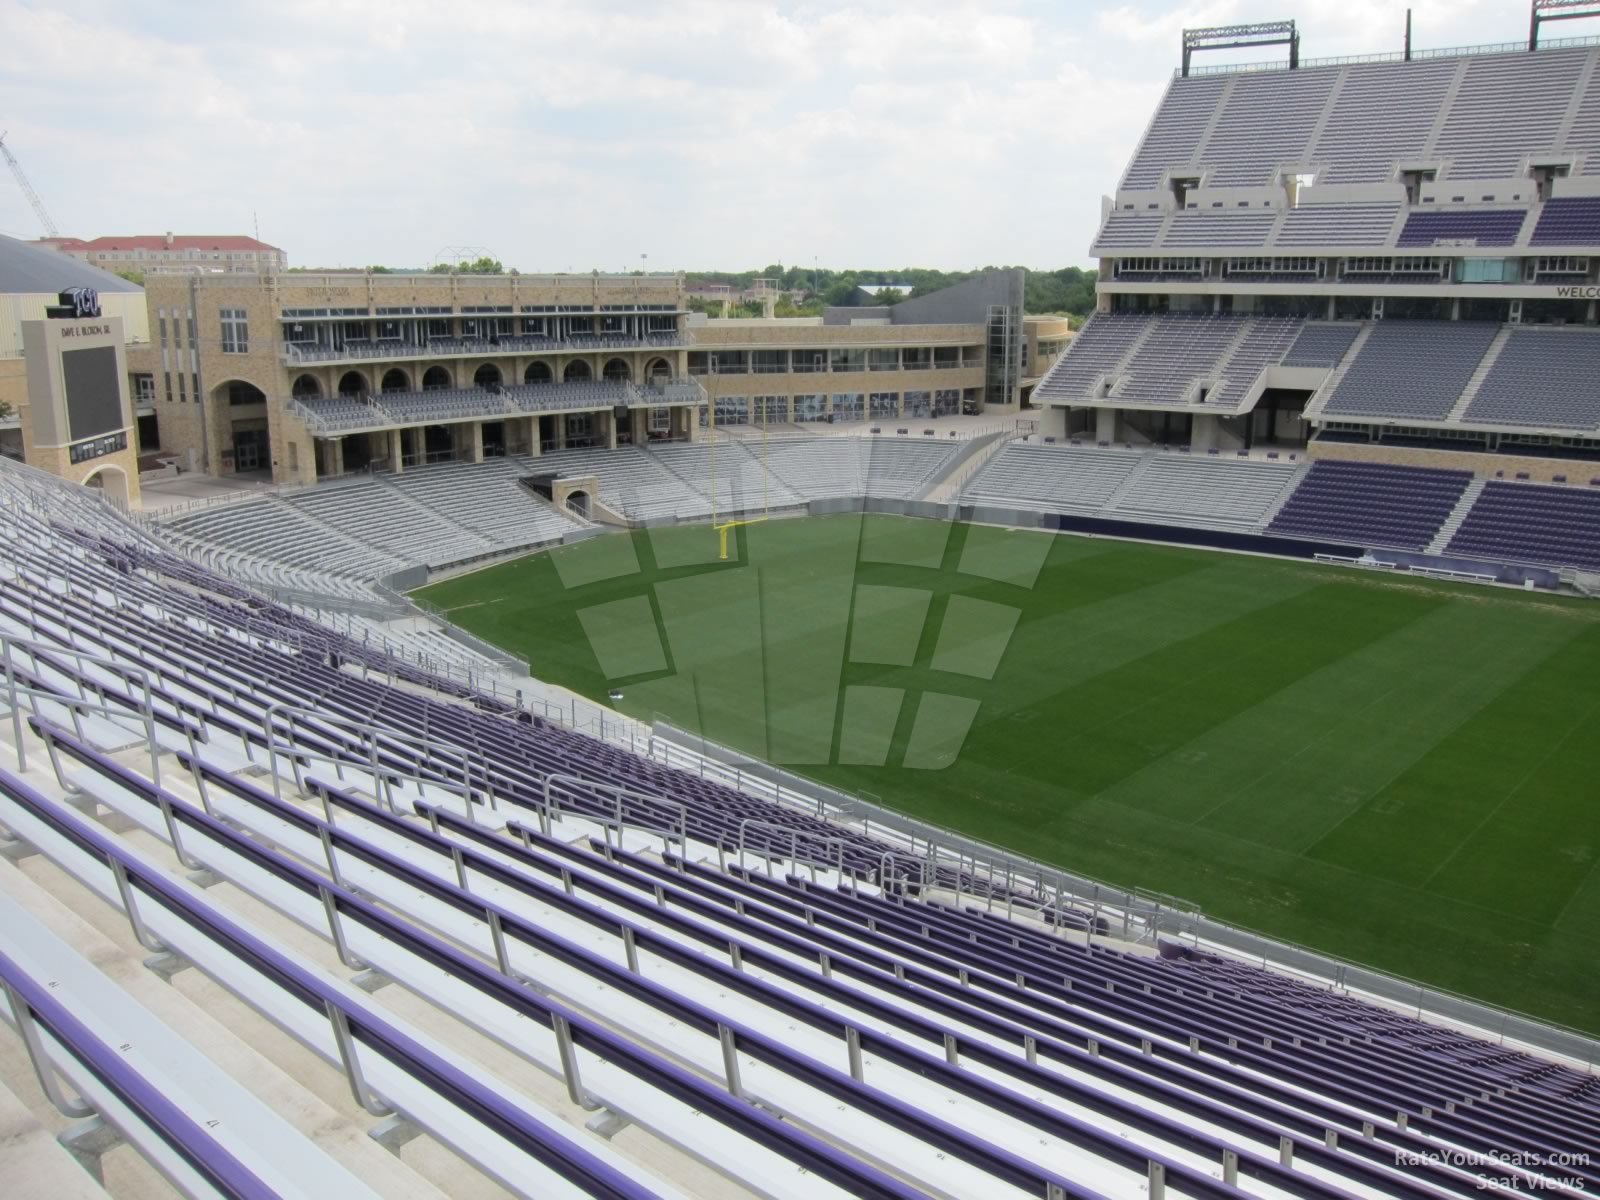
[3,5,1600,1199]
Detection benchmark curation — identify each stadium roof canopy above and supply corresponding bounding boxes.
[0,233,144,295]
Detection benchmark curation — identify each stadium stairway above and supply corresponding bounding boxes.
[1426,478,1489,554]
[1097,454,1160,510]
[1445,328,1514,423]
[1256,461,1311,530]
[1301,324,1374,421]
[915,430,1012,503]
[370,472,511,552]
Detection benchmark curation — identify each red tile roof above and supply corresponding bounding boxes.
[67,235,283,253]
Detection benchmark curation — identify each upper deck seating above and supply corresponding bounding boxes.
[1462,328,1600,431]
[1031,313,1148,401]
[1114,315,1244,404]
[1395,209,1528,248]
[1282,323,1361,367]
[1309,59,1459,184]
[1275,203,1402,246]
[1321,321,1500,421]
[1205,318,1302,407]
[1197,67,1340,187]
[1432,50,1586,179]
[1120,46,1594,196]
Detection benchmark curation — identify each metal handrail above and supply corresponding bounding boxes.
[540,773,687,854]
[257,701,491,817]
[733,818,850,882]
[1,635,165,789]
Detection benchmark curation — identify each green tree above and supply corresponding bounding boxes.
[114,270,144,286]
[430,256,505,274]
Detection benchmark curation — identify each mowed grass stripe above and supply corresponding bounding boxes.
[1002,582,1445,800]
[1413,623,1600,922]
[1096,602,1585,854]
[850,553,1321,720]
[1305,617,1600,910]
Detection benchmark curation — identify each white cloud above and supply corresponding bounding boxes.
[0,0,1556,268]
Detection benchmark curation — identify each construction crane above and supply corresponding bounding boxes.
[0,131,60,238]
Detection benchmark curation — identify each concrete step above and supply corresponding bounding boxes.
[0,852,457,1200]
[1426,477,1487,555]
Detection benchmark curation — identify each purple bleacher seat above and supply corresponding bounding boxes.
[1267,459,1472,551]
[1463,327,1600,431]
[1529,196,1600,245]
[1322,321,1499,421]
[1395,208,1526,247]
[1447,480,1600,570]
[1282,323,1361,368]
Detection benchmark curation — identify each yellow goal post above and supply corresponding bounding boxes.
[705,391,775,560]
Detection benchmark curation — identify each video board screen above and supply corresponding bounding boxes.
[62,345,123,442]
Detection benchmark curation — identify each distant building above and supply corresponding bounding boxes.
[0,235,146,500]
[134,265,1068,487]
[35,233,287,276]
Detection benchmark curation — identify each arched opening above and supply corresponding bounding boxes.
[602,357,631,383]
[81,464,131,508]
[421,365,452,391]
[473,362,503,390]
[381,367,410,393]
[644,357,670,384]
[563,360,592,383]
[226,381,267,407]
[565,489,591,519]
[337,371,369,397]
[523,361,553,385]
[212,380,271,474]
[292,373,322,399]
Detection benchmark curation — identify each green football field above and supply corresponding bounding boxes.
[415,514,1600,1033]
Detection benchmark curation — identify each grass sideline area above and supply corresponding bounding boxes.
[415,514,1600,1034]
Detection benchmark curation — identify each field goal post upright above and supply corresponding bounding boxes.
[713,379,774,562]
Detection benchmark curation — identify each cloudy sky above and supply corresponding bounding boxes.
[0,0,1546,271]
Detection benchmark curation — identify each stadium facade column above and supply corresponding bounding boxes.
[469,421,484,463]
[606,410,618,450]
[1095,407,1116,443]
[329,437,345,477]
[389,427,404,474]
[1038,405,1067,440]
[524,417,540,457]
[1191,414,1218,452]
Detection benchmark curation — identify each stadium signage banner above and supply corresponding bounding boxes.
[59,323,112,338]
[1552,285,1600,298]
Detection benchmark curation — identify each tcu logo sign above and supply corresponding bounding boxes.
[59,287,101,318]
